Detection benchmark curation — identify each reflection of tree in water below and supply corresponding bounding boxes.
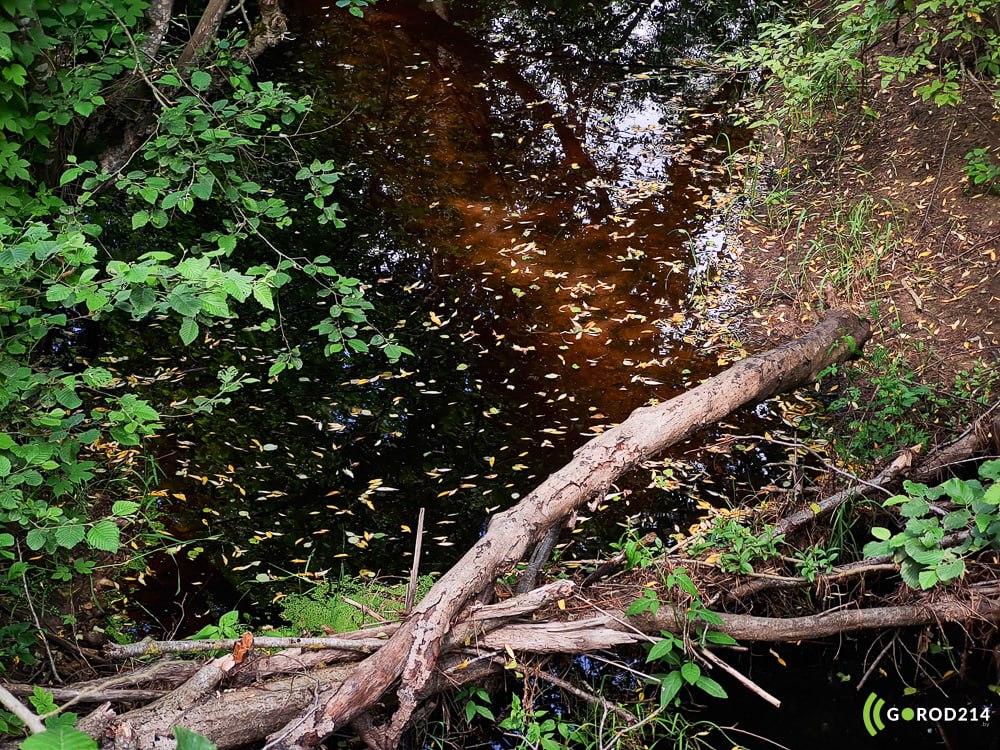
[112,0,784,629]
[288,0,771,221]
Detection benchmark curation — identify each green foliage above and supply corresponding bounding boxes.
[792,544,839,583]
[499,694,582,750]
[335,0,376,19]
[863,460,1000,589]
[172,726,218,750]
[455,686,495,724]
[6,693,92,750]
[188,610,243,640]
[688,517,783,574]
[279,576,435,633]
[0,0,402,668]
[625,568,736,708]
[963,148,1000,193]
[723,0,1000,133]
[822,346,997,463]
[608,528,665,570]
[19,725,96,750]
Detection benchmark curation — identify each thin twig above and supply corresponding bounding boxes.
[17,542,61,683]
[857,636,895,692]
[340,597,388,624]
[919,116,957,235]
[698,647,781,708]
[534,669,636,722]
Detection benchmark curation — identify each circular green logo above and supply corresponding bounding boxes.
[901,707,915,721]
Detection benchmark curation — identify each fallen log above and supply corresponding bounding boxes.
[259,309,871,750]
[64,582,998,749]
[70,310,869,749]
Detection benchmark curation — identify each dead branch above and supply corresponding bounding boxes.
[105,635,387,660]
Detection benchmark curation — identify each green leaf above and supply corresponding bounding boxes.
[935,558,964,582]
[680,662,701,685]
[82,367,114,388]
[86,520,120,553]
[0,456,9,476]
[173,727,217,750]
[979,460,1000,481]
[703,630,738,646]
[59,167,84,186]
[56,387,82,409]
[899,498,930,518]
[55,524,86,549]
[983,484,1000,506]
[20,725,97,750]
[658,671,683,707]
[899,558,922,589]
[252,283,274,310]
[942,510,972,530]
[218,610,239,629]
[918,569,938,590]
[26,528,48,550]
[695,675,728,699]
[476,705,495,721]
[190,71,212,92]
[131,211,150,230]
[46,284,73,303]
[870,526,892,541]
[179,318,199,346]
[646,638,675,662]
[111,500,140,516]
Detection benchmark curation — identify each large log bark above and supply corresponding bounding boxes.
[262,309,872,750]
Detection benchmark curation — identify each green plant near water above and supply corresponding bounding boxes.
[688,517,784,574]
[821,345,998,464]
[822,346,941,462]
[498,693,586,750]
[0,0,404,670]
[863,461,1000,590]
[279,576,436,633]
[626,568,736,708]
[2,685,219,750]
[777,195,902,304]
[792,544,840,582]
[607,527,666,570]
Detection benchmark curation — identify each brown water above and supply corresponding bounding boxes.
[120,0,785,628]
[107,4,1000,749]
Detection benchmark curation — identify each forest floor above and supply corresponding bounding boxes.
[731,67,1000,429]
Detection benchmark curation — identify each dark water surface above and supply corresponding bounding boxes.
[125,0,780,618]
[111,3,1000,749]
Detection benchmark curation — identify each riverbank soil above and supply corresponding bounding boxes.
[735,71,999,397]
